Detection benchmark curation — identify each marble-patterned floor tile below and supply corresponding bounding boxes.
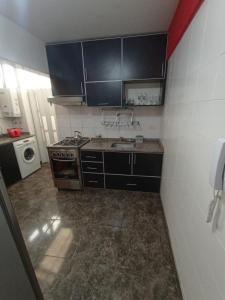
[7,164,182,300]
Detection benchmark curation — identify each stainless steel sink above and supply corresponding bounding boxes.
[111,142,135,150]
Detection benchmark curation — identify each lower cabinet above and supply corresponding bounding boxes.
[105,175,160,193]
[83,173,104,188]
[81,149,163,193]
[0,143,21,186]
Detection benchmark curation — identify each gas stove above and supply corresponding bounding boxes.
[47,137,90,190]
[53,137,90,148]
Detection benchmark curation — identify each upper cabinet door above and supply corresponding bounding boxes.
[86,81,122,107]
[83,38,122,82]
[122,34,167,80]
[46,43,84,96]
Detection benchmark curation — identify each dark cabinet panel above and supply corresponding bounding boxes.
[83,38,121,81]
[82,162,103,173]
[83,173,104,188]
[135,176,161,192]
[46,43,84,96]
[105,175,160,192]
[106,175,138,191]
[86,81,122,107]
[133,153,163,176]
[81,151,103,162]
[123,34,167,80]
[0,144,21,186]
[104,152,131,174]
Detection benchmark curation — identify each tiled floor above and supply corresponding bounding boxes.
[8,164,182,300]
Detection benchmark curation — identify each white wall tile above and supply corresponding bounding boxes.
[161,0,225,299]
[55,106,162,140]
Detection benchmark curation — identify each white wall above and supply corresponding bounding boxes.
[0,14,48,73]
[161,1,225,299]
[0,114,13,134]
[55,106,162,139]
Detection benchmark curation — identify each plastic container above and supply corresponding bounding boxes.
[7,128,21,138]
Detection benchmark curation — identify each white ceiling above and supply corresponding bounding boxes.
[0,0,178,43]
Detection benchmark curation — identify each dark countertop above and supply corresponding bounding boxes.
[0,133,34,146]
[81,138,164,154]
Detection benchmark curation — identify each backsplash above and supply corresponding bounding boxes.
[55,105,162,140]
[0,115,13,134]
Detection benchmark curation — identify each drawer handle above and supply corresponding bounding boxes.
[85,155,97,159]
[87,167,97,170]
[161,63,164,77]
[126,183,137,186]
[88,180,98,183]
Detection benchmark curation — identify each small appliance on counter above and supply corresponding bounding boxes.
[7,128,21,138]
[47,133,90,190]
[135,135,144,143]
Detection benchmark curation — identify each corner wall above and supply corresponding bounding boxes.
[0,14,48,73]
[161,1,225,299]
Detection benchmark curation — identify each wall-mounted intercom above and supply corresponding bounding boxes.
[207,138,225,226]
[209,138,225,191]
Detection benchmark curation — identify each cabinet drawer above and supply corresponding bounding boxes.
[105,175,160,193]
[83,173,104,188]
[81,151,103,162]
[82,162,103,173]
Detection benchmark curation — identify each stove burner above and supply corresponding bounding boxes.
[54,137,89,147]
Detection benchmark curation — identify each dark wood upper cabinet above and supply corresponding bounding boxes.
[83,38,122,82]
[104,152,132,174]
[133,153,163,177]
[46,43,84,96]
[122,34,167,80]
[86,81,122,107]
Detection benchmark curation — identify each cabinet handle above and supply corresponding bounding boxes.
[161,63,164,77]
[129,154,131,165]
[81,82,84,94]
[86,155,96,159]
[133,154,136,165]
[126,183,137,186]
[88,180,98,183]
[84,68,87,81]
[87,167,97,170]
[97,103,109,106]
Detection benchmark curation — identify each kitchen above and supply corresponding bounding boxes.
[0,0,224,299]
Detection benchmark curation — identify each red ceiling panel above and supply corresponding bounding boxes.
[167,0,204,60]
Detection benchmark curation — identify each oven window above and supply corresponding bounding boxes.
[52,159,79,180]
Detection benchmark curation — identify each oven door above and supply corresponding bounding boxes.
[51,158,79,180]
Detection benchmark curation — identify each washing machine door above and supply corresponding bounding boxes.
[23,146,35,163]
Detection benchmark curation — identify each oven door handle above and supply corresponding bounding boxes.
[52,158,75,162]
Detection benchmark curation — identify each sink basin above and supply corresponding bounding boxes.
[111,142,135,150]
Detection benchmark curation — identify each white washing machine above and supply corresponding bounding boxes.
[13,136,41,179]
